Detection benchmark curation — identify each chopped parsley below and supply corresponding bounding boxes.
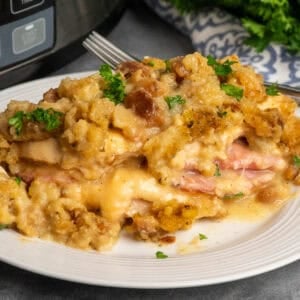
[207,55,236,77]
[199,233,207,240]
[99,64,125,104]
[8,111,25,135]
[165,59,171,72]
[214,164,221,177]
[293,155,300,168]
[8,108,63,135]
[221,84,244,101]
[266,83,279,96]
[217,108,227,118]
[156,251,168,259]
[28,108,63,131]
[14,176,21,185]
[0,224,7,230]
[165,95,186,109]
[223,192,245,200]
[147,61,155,67]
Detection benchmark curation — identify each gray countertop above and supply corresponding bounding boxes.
[0,2,299,299]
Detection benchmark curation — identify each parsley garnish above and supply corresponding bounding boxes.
[214,164,221,177]
[15,176,21,185]
[166,1,300,53]
[223,192,244,200]
[99,64,125,104]
[165,95,186,109]
[165,59,171,72]
[156,251,168,259]
[147,61,155,67]
[217,108,227,118]
[8,111,25,135]
[293,155,300,168]
[199,233,207,240]
[207,55,236,77]
[8,108,63,135]
[28,108,63,131]
[0,224,7,230]
[221,84,244,101]
[266,83,279,96]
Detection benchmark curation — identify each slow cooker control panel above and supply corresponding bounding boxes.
[0,0,55,71]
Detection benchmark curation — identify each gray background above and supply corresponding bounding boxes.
[0,2,299,299]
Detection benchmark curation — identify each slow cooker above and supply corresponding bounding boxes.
[0,0,125,89]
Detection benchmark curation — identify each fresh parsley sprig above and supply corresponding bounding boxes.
[166,0,300,53]
[293,155,300,168]
[207,55,236,77]
[165,59,172,72]
[14,176,21,185]
[8,111,25,135]
[156,251,168,259]
[266,83,279,96]
[165,95,186,109]
[8,108,63,135]
[199,233,208,240]
[221,83,244,101]
[99,64,125,104]
[28,108,63,131]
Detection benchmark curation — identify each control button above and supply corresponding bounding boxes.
[12,18,46,54]
[10,0,44,14]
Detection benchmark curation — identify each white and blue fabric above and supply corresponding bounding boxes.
[145,0,300,87]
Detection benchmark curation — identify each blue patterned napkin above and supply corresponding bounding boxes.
[145,0,300,87]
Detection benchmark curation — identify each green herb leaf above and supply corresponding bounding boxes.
[156,251,168,259]
[147,61,155,67]
[293,155,300,168]
[8,108,63,135]
[99,64,125,104]
[221,83,244,101]
[99,64,113,80]
[266,83,279,96]
[217,108,227,118]
[223,192,245,200]
[15,176,21,185]
[166,0,300,53]
[0,224,7,230]
[165,59,171,72]
[8,111,25,135]
[199,233,207,240]
[214,164,221,177]
[207,55,236,76]
[165,95,186,109]
[28,108,63,131]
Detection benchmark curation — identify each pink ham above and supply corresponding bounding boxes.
[240,169,275,186]
[217,142,286,171]
[173,170,216,194]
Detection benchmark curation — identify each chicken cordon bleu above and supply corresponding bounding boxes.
[0,52,299,251]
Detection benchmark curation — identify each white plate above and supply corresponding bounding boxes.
[0,73,299,289]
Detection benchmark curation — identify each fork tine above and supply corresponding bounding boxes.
[91,31,136,62]
[87,36,125,66]
[83,39,119,69]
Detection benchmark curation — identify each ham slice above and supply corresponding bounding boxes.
[217,142,286,171]
[173,170,216,194]
[173,142,282,195]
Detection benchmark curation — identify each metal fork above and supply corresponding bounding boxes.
[83,31,300,103]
